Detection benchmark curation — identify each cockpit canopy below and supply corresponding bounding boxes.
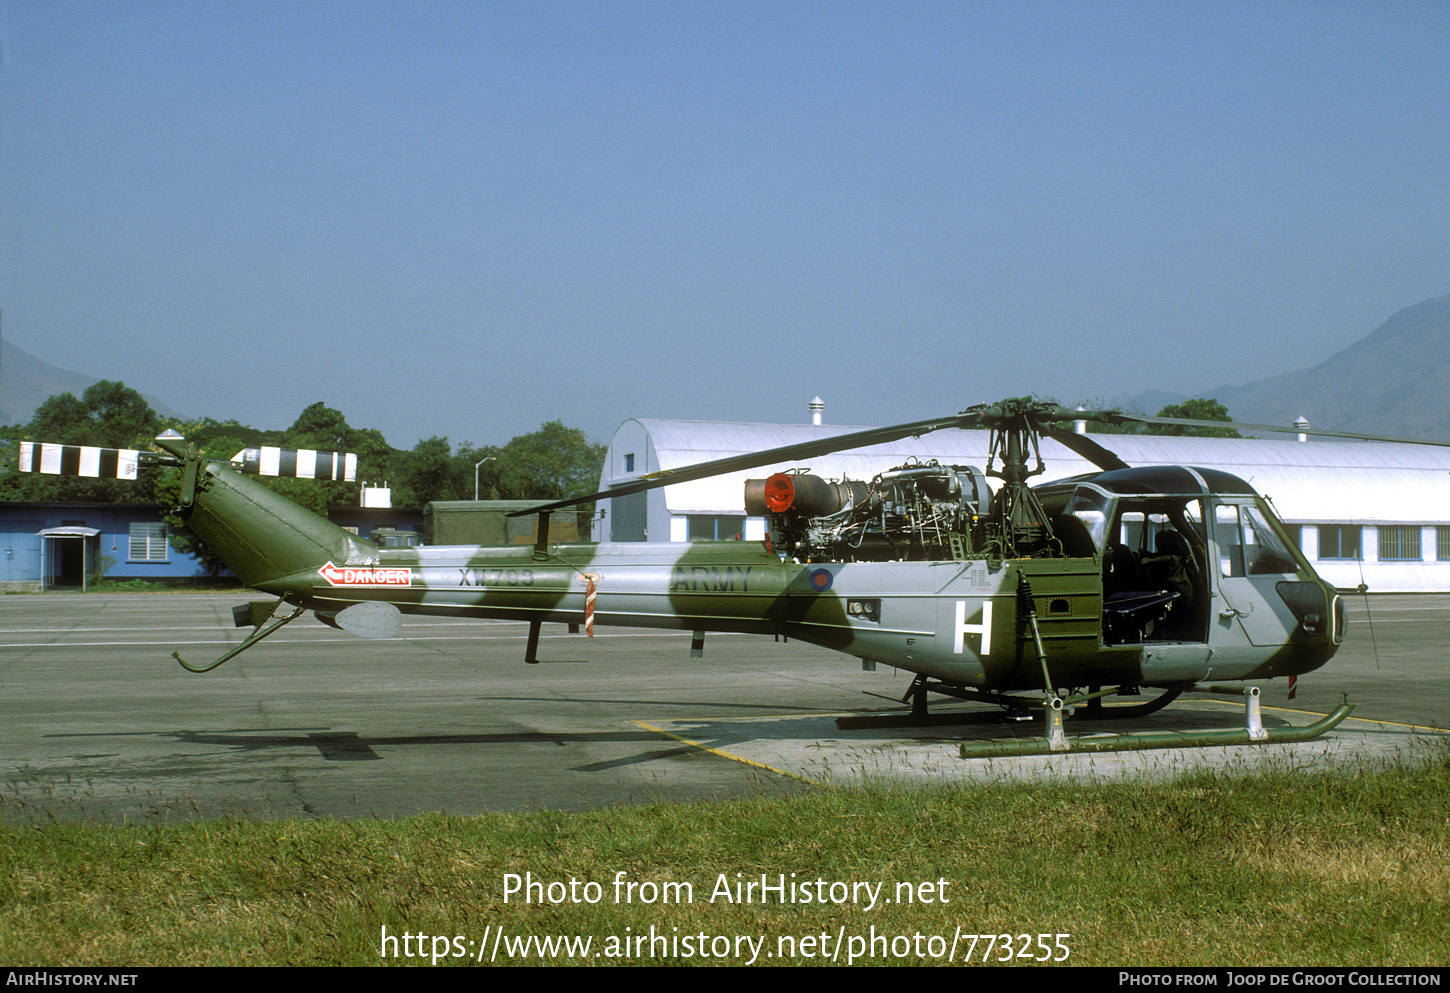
[1036,465,1257,501]
[1034,464,1307,578]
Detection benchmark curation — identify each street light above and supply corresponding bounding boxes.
[475,456,497,501]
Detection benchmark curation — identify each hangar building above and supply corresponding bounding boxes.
[595,414,1450,593]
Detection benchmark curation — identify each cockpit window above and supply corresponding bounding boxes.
[1181,502,1206,545]
[1064,485,1113,552]
[1215,502,1301,576]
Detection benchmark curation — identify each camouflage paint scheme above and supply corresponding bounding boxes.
[180,453,1340,694]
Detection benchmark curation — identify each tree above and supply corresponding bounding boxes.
[495,421,606,501]
[278,402,393,509]
[26,392,91,445]
[23,380,160,450]
[78,380,162,448]
[174,416,285,451]
[391,435,470,506]
[2,382,161,503]
[386,425,604,506]
[1148,398,1242,438]
[285,402,391,470]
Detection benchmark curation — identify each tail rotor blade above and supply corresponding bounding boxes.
[17,442,149,479]
[230,447,357,481]
[17,439,359,483]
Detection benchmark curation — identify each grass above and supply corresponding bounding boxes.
[70,577,244,593]
[2,751,1448,967]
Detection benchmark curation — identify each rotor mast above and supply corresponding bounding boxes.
[970,399,1057,557]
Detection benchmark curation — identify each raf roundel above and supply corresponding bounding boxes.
[809,568,834,593]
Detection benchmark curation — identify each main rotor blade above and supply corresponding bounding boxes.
[1095,411,1450,447]
[1040,425,1130,471]
[509,413,973,516]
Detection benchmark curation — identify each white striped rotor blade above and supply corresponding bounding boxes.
[231,447,355,481]
[18,443,141,479]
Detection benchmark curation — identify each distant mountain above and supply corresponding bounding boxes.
[1135,294,1450,440]
[0,338,184,426]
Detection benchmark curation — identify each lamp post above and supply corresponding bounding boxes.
[475,456,497,501]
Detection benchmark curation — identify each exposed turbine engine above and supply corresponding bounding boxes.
[745,460,992,562]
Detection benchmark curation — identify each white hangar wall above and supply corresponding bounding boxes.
[595,418,1450,593]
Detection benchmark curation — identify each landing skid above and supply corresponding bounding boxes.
[838,679,1354,757]
[836,677,1181,730]
[957,689,1354,758]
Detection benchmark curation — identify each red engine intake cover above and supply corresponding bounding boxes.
[762,472,795,513]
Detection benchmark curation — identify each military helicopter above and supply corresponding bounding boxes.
[19,399,1441,752]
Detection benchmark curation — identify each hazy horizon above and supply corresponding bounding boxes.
[4,2,1447,448]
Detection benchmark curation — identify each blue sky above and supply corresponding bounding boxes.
[3,1,1448,450]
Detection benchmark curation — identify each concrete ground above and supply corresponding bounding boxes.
[1,591,1445,823]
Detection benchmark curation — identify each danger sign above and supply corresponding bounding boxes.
[318,562,413,586]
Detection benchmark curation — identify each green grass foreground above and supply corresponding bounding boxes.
[3,758,1448,967]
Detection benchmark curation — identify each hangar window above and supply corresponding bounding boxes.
[1318,525,1360,561]
[623,453,635,474]
[688,515,746,541]
[1378,526,1421,562]
[1439,527,1450,562]
[128,522,168,562]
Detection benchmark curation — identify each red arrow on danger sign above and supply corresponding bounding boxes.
[318,562,413,586]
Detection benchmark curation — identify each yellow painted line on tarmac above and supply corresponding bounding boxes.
[630,719,825,786]
[1199,697,1450,735]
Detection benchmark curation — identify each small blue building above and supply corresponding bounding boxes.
[0,502,424,591]
[1,503,199,590]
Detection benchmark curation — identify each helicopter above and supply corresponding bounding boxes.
[19,398,1444,752]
